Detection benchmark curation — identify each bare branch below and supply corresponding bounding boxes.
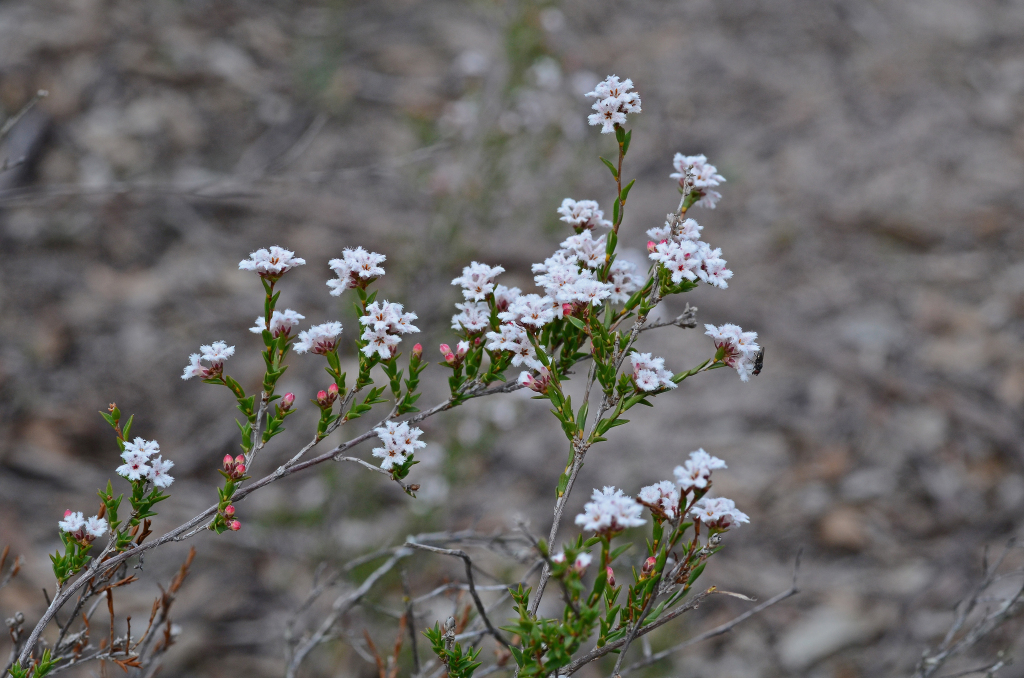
[0,90,47,145]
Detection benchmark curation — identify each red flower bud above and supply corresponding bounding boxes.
[223,454,234,470]
[647,240,657,253]
[562,303,573,316]
[316,389,329,406]
[281,392,295,411]
[235,455,246,466]
[64,509,72,518]
[234,463,245,476]
[327,383,339,397]
[642,556,657,576]
[228,520,241,531]
[606,566,616,587]
[223,505,235,517]
[412,343,423,358]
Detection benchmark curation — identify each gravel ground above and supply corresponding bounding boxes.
[1,0,1024,676]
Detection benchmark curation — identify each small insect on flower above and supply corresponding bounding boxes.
[752,347,764,376]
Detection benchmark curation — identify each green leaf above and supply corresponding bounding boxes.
[609,543,632,561]
[600,156,619,180]
[622,129,632,154]
[565,315,586,331]
[612,198,620,224]
[619,178,635,203]
[687,561,706,585]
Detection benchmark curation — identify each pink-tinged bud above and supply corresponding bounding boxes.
[444,352,457,365]
[223,454,234,470]
[223,505,235,517]
[64,509,72,518]
[647,240,657,253]
[327,383,339,397]
[412,343,423,358]
[235,455,246,466]
[474,336,482,346]
[562,303,573,316]
[281,392,295,411]
[439,343,451,356]
[228,520,241,531]
[642,556,657,577]
[456,341,469,357]
[606,566,616,587]
[316,389,329,406]
[234,463,245,476]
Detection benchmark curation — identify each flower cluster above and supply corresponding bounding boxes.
[115,437,175,488]
[690,496,749,530]
[585,75,641,134]
[637,480,681,520]
[670,154,726,209]
[533,252,613,308]
[557,198,612,231]
[372,421,426,470]
[181,341,235,380]
[574,486,646,534]
[629,352,677,392]
[295,322,344,355]
[360,301,419,359]
[58,510,108,541]
[704,323,761,381]
[249,309,304,337]
[238,246,306,279]
[452,262,505,301]
[452,301,491,333]
[484,323,544,370]
[327,247,387,295]
[647,216,732,289]
[518,366,552,394]
[673,448,727,494]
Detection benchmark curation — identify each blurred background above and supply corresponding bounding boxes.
[1,0,1024,676]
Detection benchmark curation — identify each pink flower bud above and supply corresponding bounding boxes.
[327,383,339,397]
[281,392,295,411]
[439,343,451,356]
[562,303,573,316]
[64,509,72,518]
[456,341,469,357]
[642,556,657,577]
[412,343,423,358]
[647,240,657,253]
[444,352,457,365]
[606,566,616,587]
[223,454,234,470]
[223,505,235,517]
[316,389,329,406]
[228,520,241,531]
[235,455,246,466]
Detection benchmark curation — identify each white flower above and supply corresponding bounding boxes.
[250,309,305,337]
[574,552,592,570]
[557,198,612,230]
[452,262,505,301]
[452,301,492,333]
[637,480,681,520]
[608,259,641,304]
[551,551,567,564]
[574,486,646,533]
[372,421,425,470]
[648,216,703,244]
[238,246,305,278]
[561,231,606,269]
[498,294,557,329]
[122,437,159,460]
[493,284,521,312]
[650,240,702,284]
[690,496,749,529]
[148,456,175,488]
[295,322,344,355]
[327,247,386,295]
[586,76,641,134]
[360,325,402,359]
[181,354,206,380]
[629,352,676,392]
[704,323,760,381]
[699,257,732,289]
[360,301,419,335]
[532,250,579,275]
[535,258,586,303]
[670,154,725,209]
[116,453,150,482]
[569,278,612,306]
[674,448,727,493]
[484,323,544,371]
[84,516,108,538]
[58,511,86,533]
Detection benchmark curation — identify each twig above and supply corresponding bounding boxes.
[0,90,47,144]
[637,304,698,333]
[404,541,511,648]
[401,570,421,675]
[620,550,802,675]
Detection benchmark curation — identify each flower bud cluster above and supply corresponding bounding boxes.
[222,454,246,480]
[586,75,642,134]
[439,342,469,366]
[518,366,552,394]
[359,301,419,359]
[238,246,306,280]
[704,323,761,381]
[327,246,386,294]
[115,437,174,488]
[181,341,235,380]
[315,383,340,409]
